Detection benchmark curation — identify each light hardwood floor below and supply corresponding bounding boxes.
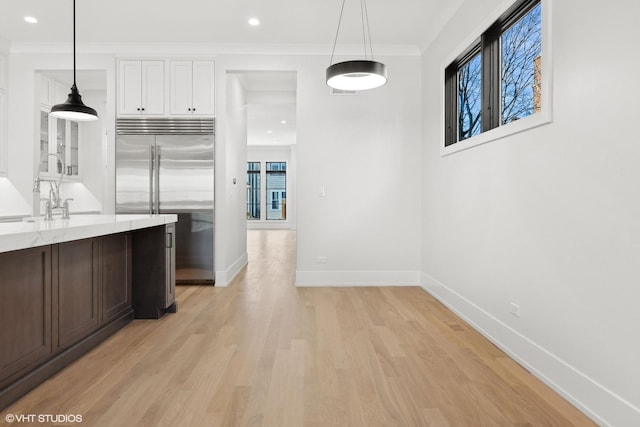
[3,230,595,426]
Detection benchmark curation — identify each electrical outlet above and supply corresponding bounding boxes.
[509,302,521,318]
[316,256,327,264]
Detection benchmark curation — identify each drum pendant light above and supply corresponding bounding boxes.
[326,0,387,91]
[50,0,98,122]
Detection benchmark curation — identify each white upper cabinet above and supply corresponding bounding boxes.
[142,61,165,114]
[169,60,215,115]
[118,60,164,115]
[0,90,5,174]
[40,75,54,107]
[41,78,70,108]
[0,55,6,174]
[38,76,83,179]
[192,61,215,115]
[54,81,70,106]
[0,55,6,91]
[117,58,215,117]
[169,61,191,115]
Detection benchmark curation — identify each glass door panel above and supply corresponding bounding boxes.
[69,121,79,176]
[55,118,66,174]
[39,110,49,173]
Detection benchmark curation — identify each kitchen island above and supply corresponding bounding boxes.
[0,214,177,409]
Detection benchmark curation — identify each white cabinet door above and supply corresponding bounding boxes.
[119,59,213,116]
[169,60,193,115]
[40,76,54,107]
[118,60,165,115]
[39,110,80,178]
[39,109,50,174]
[0,90,6,173]
[67,121,80,177]
[54,117,67,175]
[170,60,215,115]
[192,61,215,115]
[141,60,164,115]
[0,56,6,173]
[53,81,69,106]
[0,55,6,91]
[118,60,143,115]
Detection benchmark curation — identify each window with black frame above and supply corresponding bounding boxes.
[445,0,542,147]
[266,162,286,220]
[246,162,261,220]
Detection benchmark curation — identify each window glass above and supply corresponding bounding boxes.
[266,162,286,172]
[501,3,542,124]
[457,53,482,141]
[444,0,543,149]
[266,162,286,220]
[246,162,261,220]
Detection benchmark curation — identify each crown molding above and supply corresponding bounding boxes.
[8,42,420,57]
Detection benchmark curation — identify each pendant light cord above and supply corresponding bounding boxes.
[363,0,374,60]
[72,0,77,88]
[360,0,367,59]
[329,0,347,66]
[329,0,375,65]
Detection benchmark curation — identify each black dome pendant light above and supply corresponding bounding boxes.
[50,0,98,122]
[326,0,387,91]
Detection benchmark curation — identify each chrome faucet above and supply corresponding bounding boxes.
[33,153,68,219]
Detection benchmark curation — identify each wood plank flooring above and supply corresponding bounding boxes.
[3,230,595,426]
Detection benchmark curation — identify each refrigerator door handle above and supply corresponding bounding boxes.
[155,146,161,214]
[149,145,154,215]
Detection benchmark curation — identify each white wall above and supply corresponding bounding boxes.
[420,0,640,425]
[216,72,249,285]
[247,145,296,230]
[0,177,29,217]
[294,55,423,286]
[214,54,422,288]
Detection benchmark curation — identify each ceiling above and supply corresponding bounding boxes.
[235,71,297,146]
[0,0,462,49]
[2,1,464,148]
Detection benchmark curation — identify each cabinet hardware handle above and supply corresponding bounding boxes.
[137,108,141,111]
[141,108,145,111]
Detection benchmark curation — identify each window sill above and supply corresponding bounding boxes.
[441,109,552,156]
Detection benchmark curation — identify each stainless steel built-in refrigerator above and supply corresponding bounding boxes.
[116,118,215,284]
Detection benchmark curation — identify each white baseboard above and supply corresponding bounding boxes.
[295,270,420,287]
[421,272,640,427]
[215,252,248,287]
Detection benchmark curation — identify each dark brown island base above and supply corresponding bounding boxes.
[0,215,177,409]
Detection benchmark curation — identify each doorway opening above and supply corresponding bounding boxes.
[227,70,297,280]
[232,70,297,231]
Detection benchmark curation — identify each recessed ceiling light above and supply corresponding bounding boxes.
[248,18,260,26]
[267,130,273,134]
[280,120,287,124]
[24,16,38,24]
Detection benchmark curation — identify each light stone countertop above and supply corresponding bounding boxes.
[0,214,177,253]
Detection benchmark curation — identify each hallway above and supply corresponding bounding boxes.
[4,230,594,426]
